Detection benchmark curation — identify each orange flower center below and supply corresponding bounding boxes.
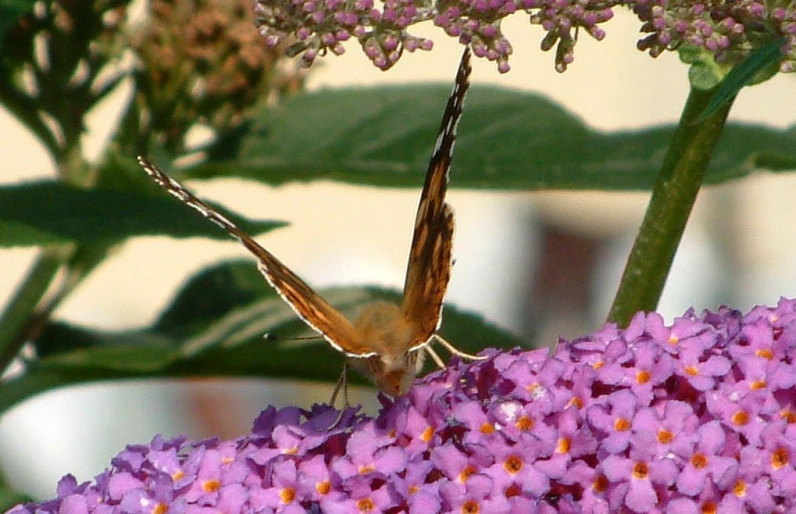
[691,453,708,469]
[357,498,375,512]
[755,348,773,360]
[316,480,331,495]
[772,447,789,469]
[732,411,749,426]
[593,475,609,493]
[614,418,631,432]
[504,455,523,475]
[734,480,747,497]
[280,488,295,503]
[202,480,220,493]
[700,500,717,514]
[461,500,480,514]
[515,416,533,431]
[459,465,476,483]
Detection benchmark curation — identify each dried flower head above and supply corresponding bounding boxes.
[9,298,796,512]
[131,0,306,154]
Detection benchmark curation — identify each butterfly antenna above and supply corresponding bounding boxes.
[433,334,487,361]
[263,333,325,342]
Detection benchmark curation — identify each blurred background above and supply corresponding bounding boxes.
[1,3,795,501]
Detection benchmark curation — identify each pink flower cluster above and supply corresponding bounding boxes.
[634,1,796,73]
[254,0,796,74]
[9,298,796,513]
[254,0,434,70]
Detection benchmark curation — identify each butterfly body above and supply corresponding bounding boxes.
[138,48,474,398]
[349,301,423,396]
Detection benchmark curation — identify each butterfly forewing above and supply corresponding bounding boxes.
[401,48,472,350]
[137,157,375,357]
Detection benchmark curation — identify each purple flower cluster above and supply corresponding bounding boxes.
[254,0,796,74]
[435,0,518,73]
[253,0,435,70]
[9,298,796,513]
[525,0,615,72]
[634,1,796,74]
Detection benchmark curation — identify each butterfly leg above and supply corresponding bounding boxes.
[433,334,488,361]
[426,346,446,369]
[326,364,353,430]
[329,363,350,408]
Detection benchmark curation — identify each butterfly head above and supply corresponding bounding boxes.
[350,350,425,397]
[349,301,428,396]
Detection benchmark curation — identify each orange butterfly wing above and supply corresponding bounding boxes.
[401,49,472,351]
[137,157,375,357]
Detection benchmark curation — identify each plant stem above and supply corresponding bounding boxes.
[607,86,735,326]
[0,249,69,373]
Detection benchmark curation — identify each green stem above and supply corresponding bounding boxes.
[0,81,61,159]
[607,85,735,326]
[0,249,69,374]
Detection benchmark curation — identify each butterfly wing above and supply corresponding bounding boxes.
[401,48,472,351]
[137,157,375,357]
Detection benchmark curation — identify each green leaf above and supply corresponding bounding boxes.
[32,322,180,370]
[155,261,523,360]
[194,85,796,191]
[3,261,525,414]
[35,344,180,373]
[0,181,286,247]
[154,258,274,338]
[680,45,726,90]
[697,38,786,122]
[0,487,32,513]
[0,0,32,49]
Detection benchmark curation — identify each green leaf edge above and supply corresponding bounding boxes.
[696,37,787,123]
[0,181,287,248]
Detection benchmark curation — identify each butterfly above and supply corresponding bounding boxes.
[137,48,480,398]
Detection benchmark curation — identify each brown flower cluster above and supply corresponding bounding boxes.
[132,0,305,153]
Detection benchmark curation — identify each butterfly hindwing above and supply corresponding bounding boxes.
[401,49,472,351]
[137,157,374,357]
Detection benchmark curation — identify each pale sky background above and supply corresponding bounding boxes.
[1,8,795,500]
